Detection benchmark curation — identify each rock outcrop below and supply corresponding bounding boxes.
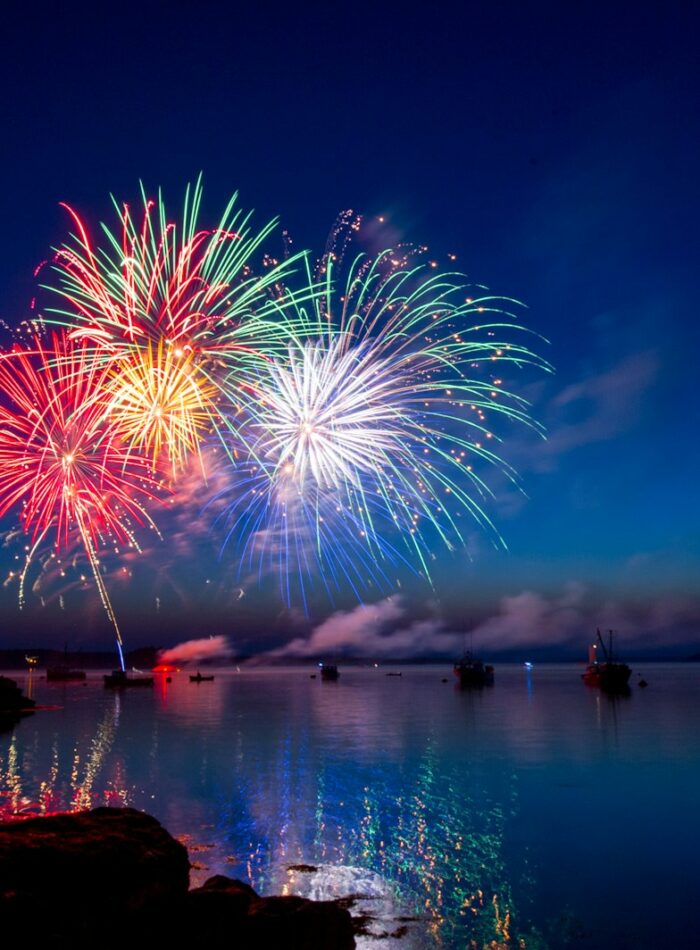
[0,807,355,949]
[0,675,35,711]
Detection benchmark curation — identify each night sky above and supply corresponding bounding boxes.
[0,2,698,656]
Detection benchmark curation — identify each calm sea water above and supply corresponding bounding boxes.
[1,663,699,949]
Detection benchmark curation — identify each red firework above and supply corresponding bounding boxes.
[0,332,161,667]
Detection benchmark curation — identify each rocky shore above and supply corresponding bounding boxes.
[0,675,35,734]
[0,807,356,948]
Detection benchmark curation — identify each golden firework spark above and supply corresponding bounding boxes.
[107,339,219,474]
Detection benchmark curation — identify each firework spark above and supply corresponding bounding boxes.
[216,237,550,605]
[0,332,161,668]
[106,339,219,476]
[44,176,315,471]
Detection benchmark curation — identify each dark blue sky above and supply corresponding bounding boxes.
[0,2,698,654]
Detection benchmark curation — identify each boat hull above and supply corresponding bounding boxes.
[581,662,631,691]
[47,668,87,682]
[453,663,494,687]
[103,671,154,689]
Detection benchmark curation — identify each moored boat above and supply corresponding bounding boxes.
[320,663,339,681]
[46,645,86,681]
[103,670,154,688]
[581,629,631,692]
[47,666,87,682]
[190,672,215,682]
[453,652,494,687]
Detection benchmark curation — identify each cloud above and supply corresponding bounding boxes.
[271,596,404,658]
[469,584,700,652]
[526,351,658,472]
[268,596,463,659]
[269,585,700,659]
[158,635,230,664]
[468,583,586,648]
[270,596,465,659]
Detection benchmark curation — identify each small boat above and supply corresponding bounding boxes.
[46,645,86,681]
[385,672,403,677]
[581,629,631,692]
[189,672,215,682]
[453,651,494,687]
[320,663,339,681]
[103,670,154,688]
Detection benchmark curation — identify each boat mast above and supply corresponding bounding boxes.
[596,628,610,662]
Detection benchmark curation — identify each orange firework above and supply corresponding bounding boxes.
[106,339,220,476]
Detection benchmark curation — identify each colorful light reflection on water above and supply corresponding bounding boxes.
[1,664,699,949]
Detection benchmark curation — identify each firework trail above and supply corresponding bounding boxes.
[215,222,550,606]
[44,176,316,473]
[0,332,161,668]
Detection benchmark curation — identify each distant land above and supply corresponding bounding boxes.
[1,647,700,670]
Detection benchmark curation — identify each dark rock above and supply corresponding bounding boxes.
[202,873,258,898]
[188,873,258,916]
[248,894,355,949]
[0,809,355,948]
[0,807,189,937]
[0,711,28,734]
[157,874,354,948]
[0,675,35,711]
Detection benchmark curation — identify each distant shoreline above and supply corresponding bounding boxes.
[2,648,700,671]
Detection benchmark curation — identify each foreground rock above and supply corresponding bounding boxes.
[0,807,355,948]
[172,875,355,947]
[0,675,35,734]
[0,807,189,934]
[0,675,35,711]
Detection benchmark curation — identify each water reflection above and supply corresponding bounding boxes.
[0,689,127,815]
[1,665,699,949]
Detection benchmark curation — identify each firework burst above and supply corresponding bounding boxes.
[0,332,161,667]
[216,237,550,605]
[106,339,219,476]
[44,176,315,472]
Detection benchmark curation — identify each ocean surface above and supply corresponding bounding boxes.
[1,663,698,949]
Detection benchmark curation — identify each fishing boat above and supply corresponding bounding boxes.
[319,663,339,681]
[47,666,87,682]
[189,671,215,682]
[581,629,631,691]
[453,651,494,687]
[103,670,154,688]
[46,645,86,681]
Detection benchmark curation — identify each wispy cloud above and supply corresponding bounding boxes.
[468,583,586,648]
[521,350,658,473]
[268,584,700,659]
[269,596,462,659]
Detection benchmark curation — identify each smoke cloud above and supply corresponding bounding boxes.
[270,597,458,659]
[158,635,230,665]
[267,584,700,659]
